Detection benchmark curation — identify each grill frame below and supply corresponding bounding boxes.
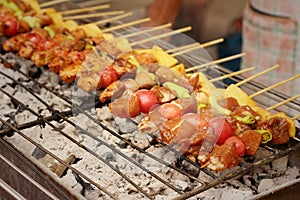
[1,1,300,199]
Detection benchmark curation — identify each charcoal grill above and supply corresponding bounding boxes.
[1,1,300,199]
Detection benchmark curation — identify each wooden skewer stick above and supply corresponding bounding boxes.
[292,136,300,142]
[292,114,300,120]
[63,10,125,20]
[185,53,246,73]
[235,64,279,87]
[266,94,300,111]
[210,67,255,82]
[102,18,152,33]
[166,43,199,53]
[130,26,192,46]
[86,12,133,26]
[40,0,68,8]
[250,74,300,98]
[172,38,224,57]
[58,4,110,15]
[121,23,172,38]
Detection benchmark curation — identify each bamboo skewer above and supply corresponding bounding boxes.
[86,12,133,26]
[172,38,224,57]
[209,67,255,82]
[58,4,111,15]
[166,43,199,53]
[130,26,192,46]
[235,64,279,87]
[292,114,300,120]
[102,18,152,33]
[266,94,300,111]
[250,74,300,98]
[121,23,172,38]
[185,53,246,73]
[63,11,125,20]
[40,0,68,8]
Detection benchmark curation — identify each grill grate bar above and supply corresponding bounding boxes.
[0,117,118,200]
[0,83,155,199]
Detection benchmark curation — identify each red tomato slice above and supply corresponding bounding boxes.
[224,136,246,157]
[210,118,233,145]
[136,89,159,114]
[161,103,181,120]
[99,67,118,88]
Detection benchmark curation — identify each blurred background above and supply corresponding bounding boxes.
[75,0,247,71]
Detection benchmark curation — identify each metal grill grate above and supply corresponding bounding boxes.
[1,1,300,199]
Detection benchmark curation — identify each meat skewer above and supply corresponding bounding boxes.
[39,0,68,8]
[130,26,192,46]
[185,53,246,73]
[57,4,111,15]
[63,10,125,20]
[171,38,224,57]
[249,74,300,98]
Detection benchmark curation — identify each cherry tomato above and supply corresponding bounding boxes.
[4,17,19,37]
[136,89,159,114]
[224,136,246,157]
[25,32,44,46]
[210,118,233,145]
[99,67,118,88]
[161,103,181,120]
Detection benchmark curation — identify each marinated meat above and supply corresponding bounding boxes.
[203,143,241,171]
[99,81,125,103]
[172,97,198,114]
[150,85,177,103]
[238,130,262,156]
[135,71,156,89]
[218,97,240,112]
[231,105,261,121]
[2,33,26,52]
[59,64,80,83]
[257,117,290,144]
[226,117,251,135]
[109,91,141,118]
[138,115,159,134]
[111,57,136,78]
[134,52,157,65]
[18,41,36,58]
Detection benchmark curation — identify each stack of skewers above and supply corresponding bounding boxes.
[0,0,299,172]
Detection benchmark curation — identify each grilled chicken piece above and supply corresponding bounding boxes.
[150,85,177,103]
[2,34,26,52]
[18,41,36,58]
[48,48,69,73]
[59,64,80,83]
[135,71,156,89]
[238,130,262,156]
[99,81,125,103]
[134,52,157,65]
[201,143,241,171]
[109,91,141,118]
[31,49,56,66]
[226,117,251,135]
[111,57,137,78]
[257,117,290,144]
[218,97,240,112]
